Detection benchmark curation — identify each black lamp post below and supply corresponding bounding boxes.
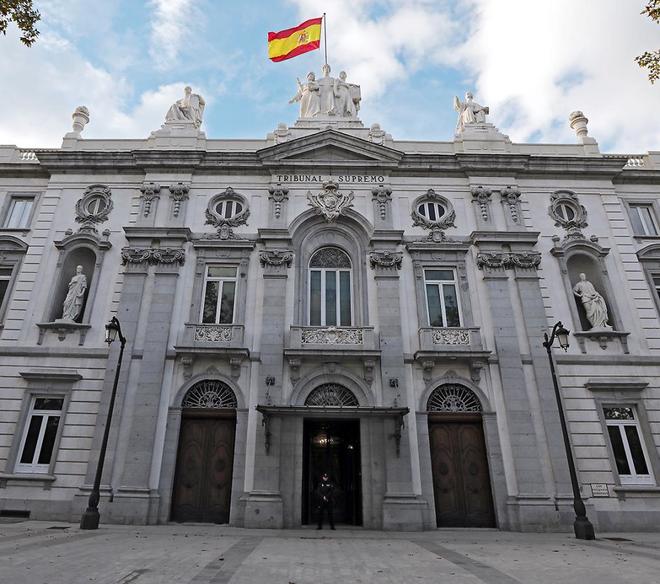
[80,316,126,530]
[543,321,595,540]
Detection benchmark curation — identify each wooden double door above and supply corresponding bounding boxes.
[171,410,236,523]
[429,413,495,527]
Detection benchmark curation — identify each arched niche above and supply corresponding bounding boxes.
[49,247,96,322]
[551,236,628,352]
[38,230,111,345]
[290,210,372,326]
[566,252,616,331]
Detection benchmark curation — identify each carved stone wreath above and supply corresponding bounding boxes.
[75,184,113,231]
[411,189,456,242]
[476,251,541,270]
[427,384,482,413]
[182,380,237,409]
[260,249,293,267]
[305,383,359,407]
[121,247,185,265]
[307,180,354,222]
[205,187,250,240]
[549,190,588,240]
[369,250,402,270]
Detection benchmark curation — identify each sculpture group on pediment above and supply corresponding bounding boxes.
[289,64,361,119]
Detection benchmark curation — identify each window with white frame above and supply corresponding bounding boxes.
[3,196,34,229]
[0,265,13,312]
[15,396,64,473]
[309,247,352,327]
[201,266,237,324]
[424,269,461,327]
[604,406,654,485]
[628,204,659,236]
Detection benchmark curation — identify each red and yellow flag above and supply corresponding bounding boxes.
[268,17,322,62]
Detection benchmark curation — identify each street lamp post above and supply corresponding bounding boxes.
[543,321,595,540]
[80,316,126,530]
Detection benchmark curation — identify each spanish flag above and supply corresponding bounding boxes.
[268,17,323,62]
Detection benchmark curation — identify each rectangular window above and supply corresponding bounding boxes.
[308,268,352,326]
[629,204,659,236]
[424,269,462,327]
[201,266,237,324]
[604,406,654,485]
[15,397,64,474]
[0,266,13,311]
[3,196,34,229]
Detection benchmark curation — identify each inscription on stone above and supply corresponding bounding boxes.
[590,483,610,497]
[275,174,386,184]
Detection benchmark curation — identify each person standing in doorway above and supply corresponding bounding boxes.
[316,472,335,530]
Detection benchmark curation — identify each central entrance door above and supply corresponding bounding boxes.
[302,419,362,526]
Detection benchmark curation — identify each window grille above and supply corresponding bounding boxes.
[305,384,359,407]
[182,380,237,409]
[427,384,482,413]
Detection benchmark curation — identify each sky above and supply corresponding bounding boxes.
[0,0,658,153]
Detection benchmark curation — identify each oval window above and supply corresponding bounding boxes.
[85,196,107,215]
[417,201,446,221]
[215,199,244,219]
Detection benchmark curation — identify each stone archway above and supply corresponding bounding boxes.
[171,380,238,524]
[427,383,495,527]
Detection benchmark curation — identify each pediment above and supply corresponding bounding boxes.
[257,129,403,168]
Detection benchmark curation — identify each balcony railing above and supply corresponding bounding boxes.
[177,323,245,349]
[288,326,379,352]
[418,327,484,353]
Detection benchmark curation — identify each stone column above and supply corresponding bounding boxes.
[72,263,148,520]
[369,249,427,530]
[513,264,574,509]
[243,248,293,528]
[476,250,551,529]
[114,260,181,523]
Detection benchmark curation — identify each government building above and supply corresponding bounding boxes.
[0,70,659,532]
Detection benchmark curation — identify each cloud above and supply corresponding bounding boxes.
[0,28,199,147]
[456,0,660,152]
[288,0,458,99]
[148,0,198,70]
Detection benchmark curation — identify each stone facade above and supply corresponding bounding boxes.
[0,111,660,532]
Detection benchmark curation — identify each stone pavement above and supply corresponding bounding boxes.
[1,521,659,584]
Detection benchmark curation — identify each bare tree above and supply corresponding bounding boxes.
[0,0,41,46]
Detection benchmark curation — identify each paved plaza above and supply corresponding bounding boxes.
[1,521,659,584]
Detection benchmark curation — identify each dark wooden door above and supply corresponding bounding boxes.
[171,411,236,523]
[429,414,495,527]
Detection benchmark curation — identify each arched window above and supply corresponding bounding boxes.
[308,247,352,326]
[427,384,482,413]
[305,383,359,407]
[182,380,238,409]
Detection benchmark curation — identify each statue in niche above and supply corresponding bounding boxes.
[61,265,88,322]
[573,273,611,329]
[165,86,206,128]
[289,72,321,118]
[453,91,489,133]
[289,65,361,119]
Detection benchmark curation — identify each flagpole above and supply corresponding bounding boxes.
[323,12,328,66]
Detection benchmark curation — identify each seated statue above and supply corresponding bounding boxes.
[453,91,489,133]
[165,86,206,128]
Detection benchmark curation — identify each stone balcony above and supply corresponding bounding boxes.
[414,327,491,382]
[173,323,249,379]
[284,326,381,384]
